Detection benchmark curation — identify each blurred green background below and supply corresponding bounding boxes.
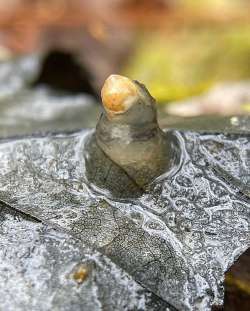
[0,0,250,116]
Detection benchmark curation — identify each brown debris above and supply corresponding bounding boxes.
[224,248,250,310]
[71,264,89,284]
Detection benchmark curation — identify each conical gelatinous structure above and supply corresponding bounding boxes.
[86,74,178,194]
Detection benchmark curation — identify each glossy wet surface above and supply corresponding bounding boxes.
[0,54,249,311]
[0,129,248,310]
[0,202,170,311]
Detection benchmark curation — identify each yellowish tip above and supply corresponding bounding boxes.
[101,74,139,116]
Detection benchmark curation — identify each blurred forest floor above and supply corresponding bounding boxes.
[0,0,250,115]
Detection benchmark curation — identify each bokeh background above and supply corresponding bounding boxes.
[0,1,249,310]
[0,0,250,115]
